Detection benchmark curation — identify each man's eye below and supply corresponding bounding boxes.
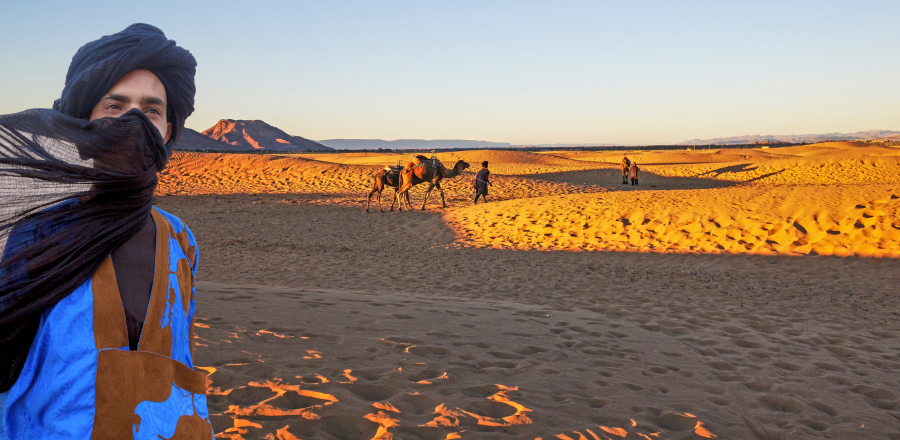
[146,108,160,115]
[108,104,122,110]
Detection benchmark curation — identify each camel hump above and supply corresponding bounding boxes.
[412,155,444,169]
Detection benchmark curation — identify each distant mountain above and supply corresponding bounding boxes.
[173,120,331,151]
[317,139,512,150]
[678,130,900,146]
[172,128,233,151]
[530,143,615,148]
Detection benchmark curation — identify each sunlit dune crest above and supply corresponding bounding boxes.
[341,369,358,383]
[257,329,294,338]
[456,385,533,427]
[554,412,716,440]
[600,426,628,437]
[302,350,322,359]
[263,425,303,440]
[215,418,262,440]
[694,421,716,438]
[422,404,465,428]
[225,379,337,418]
[373,402,401,413]
[363,411,400,439]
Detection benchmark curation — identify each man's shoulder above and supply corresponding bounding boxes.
[152,207,196,249]
[153,206,199,265]
[152,207,189,233]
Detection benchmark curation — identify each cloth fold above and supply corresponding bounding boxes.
[0,108,168,391]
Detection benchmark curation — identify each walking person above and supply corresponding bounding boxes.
[0,24,213,439]
[621,155,631,184]
[630,161,640,186]
[473,161,492,204]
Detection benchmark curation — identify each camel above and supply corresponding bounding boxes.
[365,166,409,212]
[394,156,470,211]
[621,156,631,184]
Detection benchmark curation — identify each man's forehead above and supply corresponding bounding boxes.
[103,70,167,102]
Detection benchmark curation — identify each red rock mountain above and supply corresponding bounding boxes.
[173,120,331,151]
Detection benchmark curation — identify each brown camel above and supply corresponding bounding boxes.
[365,166,409,212]
[395,156,470,211]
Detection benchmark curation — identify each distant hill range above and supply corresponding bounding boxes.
[317,139,513,150]
[678,130,900,146]
[174,120,332,151]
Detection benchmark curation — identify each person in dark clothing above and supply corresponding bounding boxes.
[630,161,640,186]
[473,161,492,204]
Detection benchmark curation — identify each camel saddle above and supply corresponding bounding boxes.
[413,155,443,169]
[384,165,404,174]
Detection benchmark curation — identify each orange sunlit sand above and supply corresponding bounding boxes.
[154,141,900,439]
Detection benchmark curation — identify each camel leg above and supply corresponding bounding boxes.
[421,183,435,211]
[376,190,386,212]
[394,189,403,212]
[366,189,376,212]
[388,189,396,212]
[437,183,447,208]
[396,183,411,212]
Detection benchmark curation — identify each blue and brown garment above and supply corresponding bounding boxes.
[2,208,212,439]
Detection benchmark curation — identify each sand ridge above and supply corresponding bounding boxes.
[445,185,900,257]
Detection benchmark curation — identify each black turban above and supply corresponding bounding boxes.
[53,23,196,150]
[0,23,195,391]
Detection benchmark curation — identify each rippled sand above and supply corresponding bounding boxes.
[155,142,900,439]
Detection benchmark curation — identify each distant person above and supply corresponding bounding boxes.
[0,24,212,438]
[630,161,640,186]
[621,155,631,184]
[473,161,492,204]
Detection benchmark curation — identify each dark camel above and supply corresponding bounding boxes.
[365,167,409,212]
[395,156,470,211]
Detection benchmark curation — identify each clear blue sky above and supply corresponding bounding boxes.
[1,1,897,145]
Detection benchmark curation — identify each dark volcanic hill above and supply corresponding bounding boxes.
[172,128,232,151]
[173,120,331,151]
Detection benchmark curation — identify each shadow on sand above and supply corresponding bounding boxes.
[528,168,737,191]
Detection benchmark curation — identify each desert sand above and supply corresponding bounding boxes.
[154,142,900,439]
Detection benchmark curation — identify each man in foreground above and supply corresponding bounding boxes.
[0,24,212,439]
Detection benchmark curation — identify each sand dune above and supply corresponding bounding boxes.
[445,185,900,257]
[150,141,900,439]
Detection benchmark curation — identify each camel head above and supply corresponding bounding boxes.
[455,160,470,171]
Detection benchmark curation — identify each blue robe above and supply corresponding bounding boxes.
[0,207,211,439]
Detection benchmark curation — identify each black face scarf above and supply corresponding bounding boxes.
[0,23,196,392]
